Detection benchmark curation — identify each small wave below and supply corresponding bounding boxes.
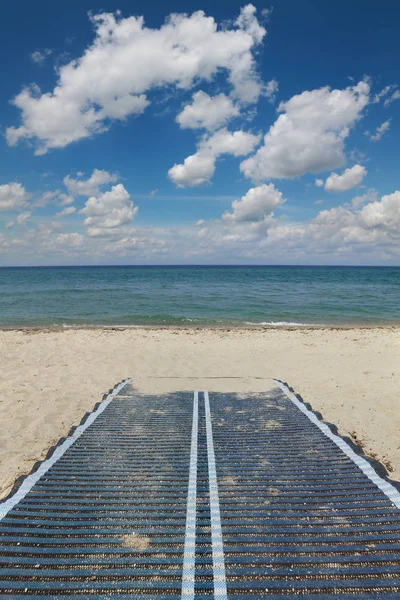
[245,320,320,327]
[62,317,214,327]
[61,320,322,329]
[62,323,142,329]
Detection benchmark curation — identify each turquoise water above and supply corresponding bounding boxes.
[0,266,399,327]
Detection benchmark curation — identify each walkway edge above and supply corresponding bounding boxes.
[274,379,400,509]
[0,378,130,519]
[181,391,198,599]
[204,391,228,600]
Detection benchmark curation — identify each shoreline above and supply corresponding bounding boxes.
[1,323,400,332]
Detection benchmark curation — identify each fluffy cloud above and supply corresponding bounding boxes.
[214,188,400,262]
[290,192,400,250]
[3,187,400,264]
[80,183,138,236]
[64,169,118,197]
[359,191,400,229]
[0,183,28,211]
[365,119,391,142]
[324,164,367,193]
[315,179,324,187]
[202,128,260,155]
[168,154,216,187]
[169,128,260,186]
[223,183,284,222]
[241,80,370,181]
[272,190,400,251]
[176,91,239,131]
[7,5,265,154]
[235,3,265,44]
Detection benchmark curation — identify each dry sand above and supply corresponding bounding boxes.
[0,326,399,498]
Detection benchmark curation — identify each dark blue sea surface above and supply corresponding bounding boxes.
[0,265,398,327]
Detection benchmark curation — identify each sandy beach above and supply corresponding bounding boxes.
[0,326,399,498]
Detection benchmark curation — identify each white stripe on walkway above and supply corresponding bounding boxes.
[204,391,228,600]
[0,379,130,520]
[181,391,199,599]
[274,380,400,510]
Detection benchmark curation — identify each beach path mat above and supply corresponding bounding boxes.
[1,382,400,598]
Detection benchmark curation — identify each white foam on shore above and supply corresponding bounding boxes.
[62,323,142,329]
[62,320,323,329]
[245,321,320,327]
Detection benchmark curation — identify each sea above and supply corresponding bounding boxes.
[0,265,399,328]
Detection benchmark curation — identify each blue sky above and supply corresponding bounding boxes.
[0,0,399,265]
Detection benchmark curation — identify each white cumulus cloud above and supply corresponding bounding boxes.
[217,188,400,261]
[359,191,400,229]
[0,183,28,211]
[273,190,400,252]
[169,128,260,187]
[240,80,370,181]
[324,164,367,193]
[64,169,118,197]
[223,183,284,222]
[176,91,239,131]
[7,5,265,154]
[168,154,216,188]
[80,183,138,236]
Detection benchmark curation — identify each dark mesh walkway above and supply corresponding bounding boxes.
[0,386,193,598]
[1,383,400,598]
[210,389,400,598]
